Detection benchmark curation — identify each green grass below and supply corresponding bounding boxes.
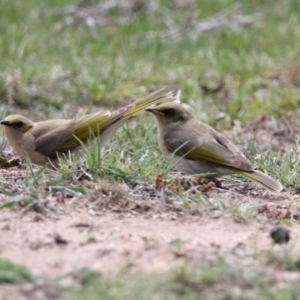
[0,258,34,284]
[65,258,300,300]
[1,0,300,116]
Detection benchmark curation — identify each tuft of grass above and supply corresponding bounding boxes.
[276,150,300,189]
[0,258,35,284]
[66,259,300,300]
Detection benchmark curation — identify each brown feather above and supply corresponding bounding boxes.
[163,119,253,172]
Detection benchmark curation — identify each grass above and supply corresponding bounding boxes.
[0,258,34,284]
[1,0,300,298]
[65,258,300,300]
[1,0,300,115]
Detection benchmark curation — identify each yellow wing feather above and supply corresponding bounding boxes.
[73,88,176,142]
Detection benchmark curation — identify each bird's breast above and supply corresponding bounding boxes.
[157,131,172,157]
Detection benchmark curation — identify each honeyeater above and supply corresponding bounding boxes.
[146,102,282,193]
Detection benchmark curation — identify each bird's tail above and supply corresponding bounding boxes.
[110,88,178,121]
[237,169,283,193]
[73,88,177,142]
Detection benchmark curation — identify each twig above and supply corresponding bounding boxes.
[132,2,261,42]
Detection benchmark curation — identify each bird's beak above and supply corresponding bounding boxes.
[0,120,10,126]
[145,107,164,115]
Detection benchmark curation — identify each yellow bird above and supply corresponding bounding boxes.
[146,102,283,192]
[1,89,175,167]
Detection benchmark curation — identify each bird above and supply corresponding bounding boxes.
[0,89,175,167]
[146,102,283,192]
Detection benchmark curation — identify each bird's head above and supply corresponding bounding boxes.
[0,115,34,134]
[145,103,194,128]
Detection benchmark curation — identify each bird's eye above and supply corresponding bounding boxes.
[15,121,24,128]
[163,109,175,116]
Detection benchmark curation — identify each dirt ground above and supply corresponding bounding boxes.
[0,192,299,300]
[0,119,300,299]
[1,178,300,298]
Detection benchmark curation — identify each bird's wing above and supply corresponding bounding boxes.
[73,110,112,142]
[74,105,142,141]
[73,89,176,142]
[34,120,78,158]
[164,130,253,172]
[33,111,122,158]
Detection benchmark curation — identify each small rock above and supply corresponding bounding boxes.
[270,226,290,244]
